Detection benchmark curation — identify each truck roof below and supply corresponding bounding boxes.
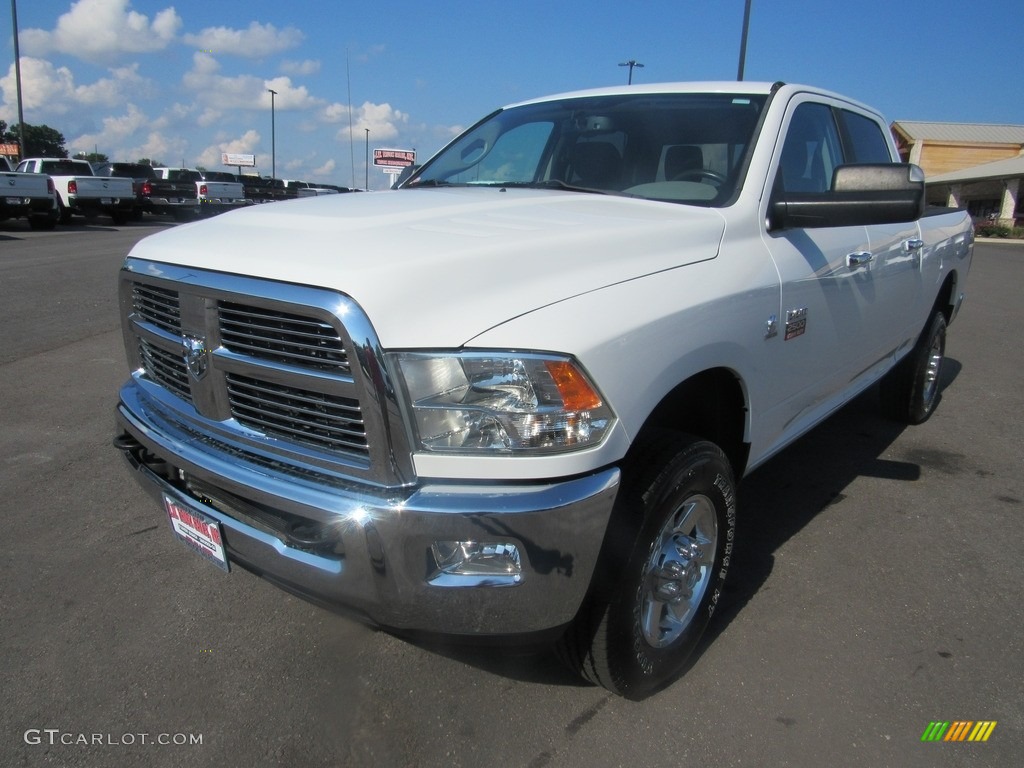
[505,81,874,115]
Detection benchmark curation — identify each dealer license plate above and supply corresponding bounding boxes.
[101,197,112,205]
[163,494,230,572]
[5,197,22,204]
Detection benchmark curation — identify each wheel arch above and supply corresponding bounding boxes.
[934,269,960,325]
[632,367,750,478]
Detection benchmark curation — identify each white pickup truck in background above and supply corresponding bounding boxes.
[17,157,134,224]
[0,156,58,229]
[114,81,973,699]
[152,168,250,216]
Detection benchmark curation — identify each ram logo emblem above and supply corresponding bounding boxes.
[182,334,208,380]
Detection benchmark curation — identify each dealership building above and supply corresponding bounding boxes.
[892,121,1024,225]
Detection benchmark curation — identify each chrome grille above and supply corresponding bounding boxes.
[139,339,192,403]
[219,302,350,374]
[121,260,415,487]
[132,284,181,335]
[225,373,368,456]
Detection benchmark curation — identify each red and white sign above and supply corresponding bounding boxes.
[373,148,416,169]
[164,494,229,571]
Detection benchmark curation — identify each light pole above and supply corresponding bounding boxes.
[737,0,752,81]
[267,88,277,178]
[618,59,644,85]
[364,128,369,190]
[10,0,27,159]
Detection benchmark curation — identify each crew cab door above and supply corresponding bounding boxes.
[759,98,919,447]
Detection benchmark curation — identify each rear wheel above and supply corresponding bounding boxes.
[880,310,946,424]
[560,433,736,699]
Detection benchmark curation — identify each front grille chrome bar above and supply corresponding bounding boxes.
[119,258,415,489]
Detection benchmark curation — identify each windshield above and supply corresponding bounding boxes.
[408,92,766,207]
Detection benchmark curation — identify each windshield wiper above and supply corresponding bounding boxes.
[497,180,612,195]
[405,179,456,188]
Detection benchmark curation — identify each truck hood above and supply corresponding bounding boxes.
[130,187,726,347]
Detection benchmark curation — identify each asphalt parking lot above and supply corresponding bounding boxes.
[1,219,1021,767]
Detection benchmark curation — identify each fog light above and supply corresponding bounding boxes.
[429,541,522,586]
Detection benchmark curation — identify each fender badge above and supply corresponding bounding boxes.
[182,334,208,380]
[784,308,807,341]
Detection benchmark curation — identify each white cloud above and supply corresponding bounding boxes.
[182,55,322,112]
[71,103,149,150]
[130,131,188,165]
[320,102,351,124]
[0,57,150,118]
[322,101,411,142]
[184,21,303,58]
[331,101,409,143]
[197,129,261,168]
[196,109,223,128]
[20,0,181,63]
[281,59,321,76]
[311,158,336,177]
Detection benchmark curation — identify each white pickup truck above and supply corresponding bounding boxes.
[0,156,58,229]
[114,82,973,698]
[152,168,250,216]
[17,157,134,224]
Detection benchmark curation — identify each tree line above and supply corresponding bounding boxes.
[0,121,167,165]
[0,120,68,157]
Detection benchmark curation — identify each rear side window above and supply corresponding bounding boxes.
[838,110,893,164]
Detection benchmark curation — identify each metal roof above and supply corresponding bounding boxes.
[893,121,1024,145]
[927,154,1024,184]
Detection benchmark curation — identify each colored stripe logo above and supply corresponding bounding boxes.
[921,721,997,742]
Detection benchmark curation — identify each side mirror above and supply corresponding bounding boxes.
[770,163,925,230]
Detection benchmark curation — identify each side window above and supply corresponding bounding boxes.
[838,110,893,164]
[777,102,843,194]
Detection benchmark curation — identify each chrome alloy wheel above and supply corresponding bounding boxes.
[922,331,944,405]
[639,493,718,648]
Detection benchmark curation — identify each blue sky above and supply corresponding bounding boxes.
[2,0,1020,189]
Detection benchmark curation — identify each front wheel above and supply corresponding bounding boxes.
[561,434,736,699]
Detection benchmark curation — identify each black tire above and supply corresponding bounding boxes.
[110,211,130,226]
[57,200,72,224]
[880,310,946,424]
[560,433,736,699]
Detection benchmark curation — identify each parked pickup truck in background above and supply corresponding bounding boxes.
[0,156,58,229]
[197,170,251,214]
[114,82,973,699]
[239,175,287,204]
[93,162,199,221]
[17,157,134,224]
[151,168,249,216]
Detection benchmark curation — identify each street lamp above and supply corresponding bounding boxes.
[618,59,644,85]
[267,88,277,178]
[10,0,27,159]
[737,0,752,80]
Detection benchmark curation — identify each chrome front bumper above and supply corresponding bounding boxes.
[115,383,619,635]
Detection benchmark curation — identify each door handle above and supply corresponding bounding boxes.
[846,252,873,268]
[904,238,924,252]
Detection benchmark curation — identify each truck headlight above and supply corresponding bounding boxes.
[390,352,614,454]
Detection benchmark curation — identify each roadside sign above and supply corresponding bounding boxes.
[373,149,416,169]
[222,153,256,167]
